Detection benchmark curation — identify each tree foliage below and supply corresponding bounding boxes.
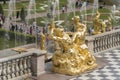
[20,7,26,22]
[0,4,4,14]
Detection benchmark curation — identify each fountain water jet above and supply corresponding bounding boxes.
[4,0,16,49]
[92,0,99,18]
[26,0,37,48]
[56,0,60,20]
[80,2,87,25]
[67,0,75,16]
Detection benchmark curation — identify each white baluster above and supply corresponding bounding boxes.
[7,61,11,79]
[19,58,24,75]
[27,56,31,74]
[2,63,7,80]
[23,57,27,74]
[0,63,2,80]
[15,59,20,77]
[11,60,15,78]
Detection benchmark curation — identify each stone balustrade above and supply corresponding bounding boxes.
[86,29,120,54]
[0,49,46,80]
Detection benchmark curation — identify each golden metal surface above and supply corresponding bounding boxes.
[108,17,112,31]
[49,17,97,75]
[101,21,107,32]
[92,11,102,34]
[40,32,46,50]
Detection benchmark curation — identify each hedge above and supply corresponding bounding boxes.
[0,28,35,44]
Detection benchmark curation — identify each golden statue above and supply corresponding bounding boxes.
[92,11,102,34]
[48,21,61,50]
[51,26,71,53]
[40,32,46,50]
[101,20,107,32]
[51,16,97,75]
[48,20,55,35]
[108,17,112,31]
[72,16,97,72]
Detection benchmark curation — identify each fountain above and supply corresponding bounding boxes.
[47,0,64,26]
[26,0,37,47]
[55,0,60,20]
[111,5,116,21]
[111,5,120,23]
[92,0,99,18]
[80,2,87,24]
[3,0,16,49]
[7,0,16,27]
[67,0,75,16]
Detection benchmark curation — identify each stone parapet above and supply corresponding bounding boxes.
[86,28,120,54]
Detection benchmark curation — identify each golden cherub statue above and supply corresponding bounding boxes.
[40,32,46,50]
[48,20,55,35]
[51,16,97,75]
[108,17,112,31]
[101,20,107,32]
[48,21,61,50]
[92,11,102,34]
[52,26,71,53]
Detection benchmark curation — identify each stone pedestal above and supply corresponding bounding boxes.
[31,51,46,77]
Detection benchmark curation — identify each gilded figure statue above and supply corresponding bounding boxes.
[101,20,107,32]
[72,16,97,72]
[92,11,102,34]
[40,32,46,50]
[51,16,97,75]
[48,21,60,50]
[51,26,71,53]
[48,20,55,35]
[108,17,112,31]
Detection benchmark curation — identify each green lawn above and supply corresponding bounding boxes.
[2,0,68,17]
[26,8,112,27]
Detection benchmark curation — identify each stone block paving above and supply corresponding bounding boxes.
[69,49,120,80]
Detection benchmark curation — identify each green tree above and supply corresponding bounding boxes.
[3,0,6,4]
[20,7,26,22]
[0,4,4,14]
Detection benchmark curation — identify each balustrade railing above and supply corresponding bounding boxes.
[86,29,120,54]
[0,52,32,80]
[0,49,46,80]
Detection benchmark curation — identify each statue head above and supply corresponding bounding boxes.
[96,11,100,15]
[50,20,55,28]
[54,26,64,37]
[73,16,80,23]
[95,11,100,18]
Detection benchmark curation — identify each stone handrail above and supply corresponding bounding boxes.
[86,28,120,54]
[0,49,46,80]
